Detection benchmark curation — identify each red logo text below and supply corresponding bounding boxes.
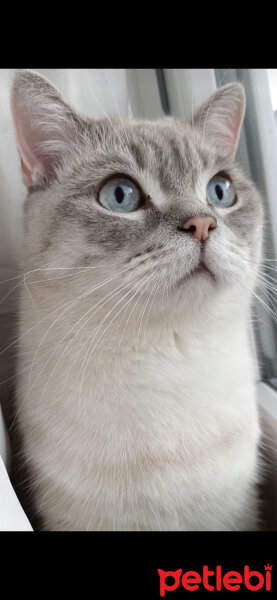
[157,564,273,595]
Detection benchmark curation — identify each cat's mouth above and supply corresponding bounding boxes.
[176,261,216,287]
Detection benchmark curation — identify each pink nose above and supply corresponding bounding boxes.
[182,215,217,241]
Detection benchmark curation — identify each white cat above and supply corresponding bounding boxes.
[11,71,263,530]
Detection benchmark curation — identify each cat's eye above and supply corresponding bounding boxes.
[98,176,143,213]
[206,175,236,208]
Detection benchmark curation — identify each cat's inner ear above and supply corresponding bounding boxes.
[11,70,81,187]
[192,82,246,159]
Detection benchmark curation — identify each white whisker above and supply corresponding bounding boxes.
[77,272,154,405]
[87,85,127,150]
[113,272,155,374]
[26,265,134,400]
[30,271,147,410]
[104,69,130,146]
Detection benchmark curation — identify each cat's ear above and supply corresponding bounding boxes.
[11,70,81,187]
[192,82,246,159]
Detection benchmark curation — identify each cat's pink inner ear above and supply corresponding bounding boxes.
[193,82,246,159]
[230,110,244,157]
[219,93,245,158]
[11,70,79,188]
[21,159,33,187]
[11,102,47,186]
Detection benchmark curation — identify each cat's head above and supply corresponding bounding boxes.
[11,70,263,322]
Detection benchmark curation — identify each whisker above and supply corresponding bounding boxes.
[28,271,147,411]
[0,279,23,307]
[213,237,277,268]
[25,264,135,403]
[77,272,154,405]
[0,260,58,287]
[23,272,37,309]
[113,272,155,373]
[212,238,277,284]
[191,70,196,146]
[104,69,130,146]
[0,264,134,359]
[87,85,128,150]
[141,278,160,346]
[0,343,62,387]
[135,275,159,357]
[242,281,277,324]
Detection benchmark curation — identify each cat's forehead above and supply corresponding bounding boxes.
[88,116,219,194]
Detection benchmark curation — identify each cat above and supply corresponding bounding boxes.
[10,70,263,531]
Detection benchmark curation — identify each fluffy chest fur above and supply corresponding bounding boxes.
[17,298,260,531]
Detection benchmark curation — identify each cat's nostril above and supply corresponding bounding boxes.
[185,225,196,234]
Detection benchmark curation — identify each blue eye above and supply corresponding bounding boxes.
[206,175,236,208]
[98,177,142,212]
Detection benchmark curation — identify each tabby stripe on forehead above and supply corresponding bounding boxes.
[142,137,164,159]
[168,138,185,173]
[157,138,185,194]
[130,143,147,170]
[158,167,179,194]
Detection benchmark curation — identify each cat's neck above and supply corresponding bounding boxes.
[24,283,253,360]
[80,288,252,356]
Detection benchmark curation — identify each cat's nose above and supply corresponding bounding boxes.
[181,215,217,241]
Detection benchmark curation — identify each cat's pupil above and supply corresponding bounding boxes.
[215,184,223,201]
[114,186,125,204]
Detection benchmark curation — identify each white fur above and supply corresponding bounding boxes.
[17,278,260,530]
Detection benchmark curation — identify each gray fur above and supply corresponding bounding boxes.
[21,115,261,264]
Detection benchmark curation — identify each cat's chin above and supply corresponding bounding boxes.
[175,262,216,288]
